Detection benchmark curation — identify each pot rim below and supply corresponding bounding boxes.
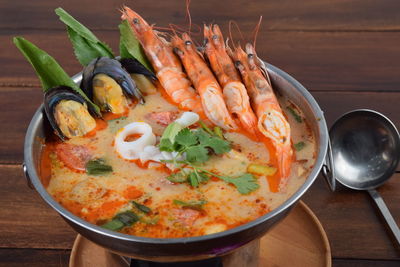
[24,63,328,245]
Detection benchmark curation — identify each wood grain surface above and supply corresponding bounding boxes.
[1,0,400,266]
[3,31,400,92]
[1,0,400,31]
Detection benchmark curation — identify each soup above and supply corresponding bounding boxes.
[40,86,316,238]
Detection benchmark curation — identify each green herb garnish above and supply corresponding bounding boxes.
[13,37,100,115]
[160,125,258,194]
[187,170,210,187]
[195,129,230,154]
[213,126,224,139]
[132,201,151,214]
[164,160,259,195]
[101,211,139,231]
[185,144,209,163]
[294,141,306,151]
[198,122,225,139]
[114,211,139,225]
[55,7,114,66]
[159,122,185,152]
[86,159,113,175]
[119,20,152,71]
[167,171,190,183]
[287,106,302,123]
[164,128,231,163]
[166,168,210,187]
[199,167,259,195]
[221,173,260,195]
[198,120,214,136]
[173,199,207,210]
[101,219,124,231]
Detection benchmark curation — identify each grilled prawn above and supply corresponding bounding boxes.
[231,44,293,191]
[121,6,203,115]
[172,33,237,130]
[203,24,258,138]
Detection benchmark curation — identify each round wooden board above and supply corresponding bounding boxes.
[70,201,331,267]
[259,201,331,267]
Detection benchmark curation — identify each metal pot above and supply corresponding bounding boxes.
[23,63,330,262]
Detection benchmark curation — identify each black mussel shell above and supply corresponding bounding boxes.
[119,58,157,81]
[44,86,96,140]
[81,57,144,104]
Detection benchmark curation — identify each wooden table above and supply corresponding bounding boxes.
[1,0,399,266]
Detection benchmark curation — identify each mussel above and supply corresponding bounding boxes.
[44,86,97,140]
[121,58,158,95]
[119,58,156,81]
[81,57,154,114]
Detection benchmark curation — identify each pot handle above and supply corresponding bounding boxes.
[22,162,34,190]
[322,138,336,191]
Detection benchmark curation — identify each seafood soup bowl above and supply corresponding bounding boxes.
[23,62,329,261]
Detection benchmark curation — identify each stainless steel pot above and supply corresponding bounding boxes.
[23,63,330,262]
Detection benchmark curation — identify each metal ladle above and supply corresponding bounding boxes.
[329,109,400,245]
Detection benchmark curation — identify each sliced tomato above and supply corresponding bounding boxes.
[172,208,200,227]
[146,111,176,126]
[122,186,143,199]
[55,143,92,172]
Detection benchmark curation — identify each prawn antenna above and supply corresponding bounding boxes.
[228,20,244,49]
[168,23,180,36]
[252,16,263,50]
[183,0,202,45]
[153,25,175,33]
[185,0,192,36]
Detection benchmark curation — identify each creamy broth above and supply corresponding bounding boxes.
[42,89,316,238]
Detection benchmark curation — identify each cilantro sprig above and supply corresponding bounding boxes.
[159,125,259,194]
[160,128,231,163]
[165,160,259,195]
[199,121,224,139]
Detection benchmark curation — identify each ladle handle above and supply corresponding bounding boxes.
[322,138,336,191]
[368,189,400,245]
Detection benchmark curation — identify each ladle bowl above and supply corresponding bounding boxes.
[330,109,400,245]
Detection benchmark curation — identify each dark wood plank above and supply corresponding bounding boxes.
[1,250,400,267]
[1,30,111,86]
[2,87,399,165]
[0,165,76,249]
[333,259,400,267]
[304,174,400,260]
[2,30,400,92]
[0,250,400,267]
[2,0,400,31]
[312,91,400,128]
[0,248,70,267]
[1,163,399,259]
[262,32,400,93]
[0,87,42,164]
